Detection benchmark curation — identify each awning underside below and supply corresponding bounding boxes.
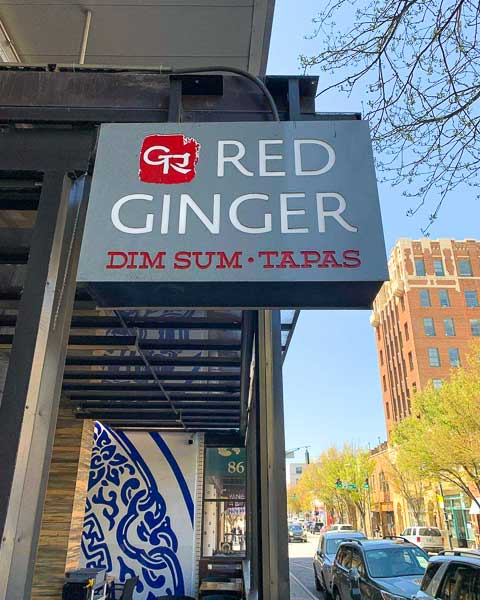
[0,172,298,432]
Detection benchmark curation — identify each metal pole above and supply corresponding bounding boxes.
[257,309,290,599]
[78,10,92,64]
[0,174,91,599]
[438,482,454,549]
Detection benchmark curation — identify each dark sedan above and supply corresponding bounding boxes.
[332,538,429,600]
[313,531,367,597]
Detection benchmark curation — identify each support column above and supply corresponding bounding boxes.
[31,402,93,599]
[0,174,91,600]
[257,309,290,599]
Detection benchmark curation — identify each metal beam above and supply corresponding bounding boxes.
[0,314,242,330]
[77,403,240,413]
[68,393,240,402]
[0,335,241,351]
[64,355,241,367]
[0,173,92,599]
[257,310,290,599]
[239,310,255,438]
[62,371,240,381]
[63,383,240,392]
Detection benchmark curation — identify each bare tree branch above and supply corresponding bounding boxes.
[301,0,480,230]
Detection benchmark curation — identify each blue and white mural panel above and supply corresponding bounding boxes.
[81,423,198,599]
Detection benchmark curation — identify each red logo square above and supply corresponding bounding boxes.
[139,134,200,184]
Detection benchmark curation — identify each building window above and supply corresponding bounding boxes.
[465,290,479,307]
[404,323,409,341]
[448,348,460,367]
[428,348,441,367]
[415,259,426,276]
[470,319,480,336]
[400,296,405,311]
[383,375,387,392]
[423,317,436,336]
[202,447,246,557]
[295,466,303,474]
[420,289,431,307]
[433,259,445,276]
[386,403,390,420]
[380,349,384,365]
[408,352,414,370]
[432,379,443,389]
[412,382,417,393]
[443,318,455,337]
[458,259,472,276]
[438,289,450,307]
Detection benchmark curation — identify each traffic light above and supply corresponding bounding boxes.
[335,478,342,488]
[305,449,310,464]
[364,477,370,489]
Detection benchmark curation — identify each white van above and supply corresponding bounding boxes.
[400,526,445,553]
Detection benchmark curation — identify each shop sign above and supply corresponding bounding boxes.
[78,121,387,307]
[205,447,246,477]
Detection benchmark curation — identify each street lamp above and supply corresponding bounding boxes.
[285,445,311,463]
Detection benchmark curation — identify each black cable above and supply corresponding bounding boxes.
[164,65,280,122]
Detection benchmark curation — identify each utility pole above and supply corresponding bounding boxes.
[438,482,453,549]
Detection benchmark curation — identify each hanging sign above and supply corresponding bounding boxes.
[78,121,387,307]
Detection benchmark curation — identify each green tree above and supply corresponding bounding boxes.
[301,0,480,233]
[384,451,431,525]
[287,484,302,515]
[295,445,374,532]
[393,348,480,511]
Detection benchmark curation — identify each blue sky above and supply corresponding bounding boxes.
[268,0,479,459]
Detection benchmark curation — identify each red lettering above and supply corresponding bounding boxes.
[174,251,192,269]
[127,251,139,269]
[106,251,128,269]
[319,250,342,269]
[300,250,322,268]
[192,251,215,270]
[343,249,361,268]
[138,251,166,269]
[258,251,278,269]
[216,251,243,269]
[276,251,301,269]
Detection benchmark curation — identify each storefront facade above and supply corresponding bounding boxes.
[0,66,387,599]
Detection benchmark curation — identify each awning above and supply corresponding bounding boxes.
[0,0,274,75]
[469,499,480,515]
[0,173,299,432]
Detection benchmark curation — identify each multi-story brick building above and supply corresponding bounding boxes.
[371,238,480,435]
[370,239,480,547]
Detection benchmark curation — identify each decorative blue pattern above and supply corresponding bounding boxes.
[81,423,186,599]
[150,432,194,525]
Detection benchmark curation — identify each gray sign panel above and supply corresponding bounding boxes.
[78,121,387,307]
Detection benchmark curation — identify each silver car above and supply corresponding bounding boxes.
[313,531,367,597]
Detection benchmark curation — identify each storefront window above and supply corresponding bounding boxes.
[202,447,246,557]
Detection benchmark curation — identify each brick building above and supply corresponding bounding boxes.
[370,238,480,546]
[371,238,480,435]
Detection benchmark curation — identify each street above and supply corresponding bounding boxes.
[289,533,325,600]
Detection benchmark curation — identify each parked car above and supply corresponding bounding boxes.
[331,538,429,600]
[288,523,307,543]
[412,549,480,600]
[310,521,324,534]
[329,523,355,532]
[400,526,445,554]
[313,531,367,597]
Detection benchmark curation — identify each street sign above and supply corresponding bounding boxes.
[78,121,388,307]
